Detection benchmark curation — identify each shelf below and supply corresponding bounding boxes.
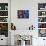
[38,10,46,11]
[0,10,8,11]
[38,28,46,29]
[38,22,46,23]
[0,16,8,17]
[0,22,8,23]
[38,16,46,17]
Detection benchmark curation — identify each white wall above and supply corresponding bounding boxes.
[11,0,38,30]
[11,0,46,46]
[11,0,46,30]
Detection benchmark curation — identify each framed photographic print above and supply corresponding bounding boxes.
[0,17,8,22]
[0,11,8,16]
[38,17,46,22]
[38,3,46,10]
[0,23,8,37]
[0,3,8,10]
[38,29,46,37]
[17,10,29,19]
[38,23,46,28]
